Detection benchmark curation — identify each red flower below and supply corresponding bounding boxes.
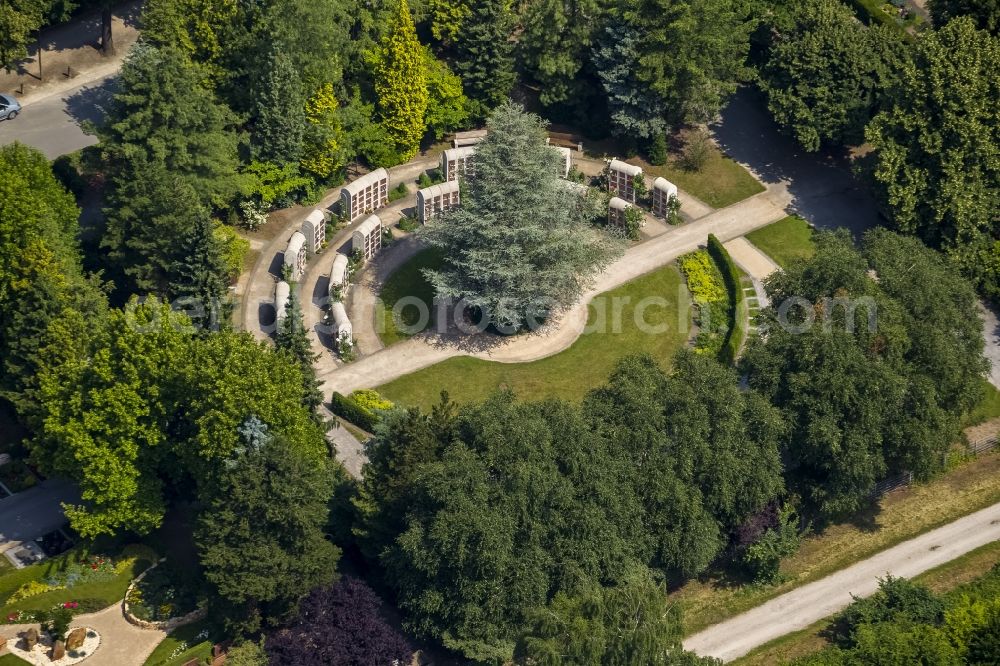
[91,564,98,570]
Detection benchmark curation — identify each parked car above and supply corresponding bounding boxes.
[0,93,21,121]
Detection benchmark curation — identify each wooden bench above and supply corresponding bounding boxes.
[546,132,584,152]
[452,129,487,148]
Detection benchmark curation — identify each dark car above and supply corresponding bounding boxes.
[0,93,22,121]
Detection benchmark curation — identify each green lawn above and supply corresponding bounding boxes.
[0,544,156,619]
[376,248,443,346]
[733,539,1000,665]
[745,215,817,269]
[0,654,30,665]
[378,264,691,408]
[645,146,765,209]
[143,619,215,666]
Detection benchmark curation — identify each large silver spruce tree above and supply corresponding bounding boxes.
[420,102,622,329]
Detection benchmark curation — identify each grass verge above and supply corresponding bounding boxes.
[376,248,443,346]
[378,264,691,408]
[143,619,215,666]
[641,146,765,209]
[745,215,816,269]
[732,539,1000,665]
[676,450,1000,635]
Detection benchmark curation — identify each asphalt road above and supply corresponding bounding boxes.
[683,501,1000,662]
[712,87,882,237]
[0,478,79,552]
[0,75,115,158]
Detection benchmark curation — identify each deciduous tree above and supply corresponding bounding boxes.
[265,578,414,664]
[865,17,1000,294]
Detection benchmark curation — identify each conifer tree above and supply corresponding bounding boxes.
[168,210,232,332]
[453,0,516,116]
[301,83,346,179]
[419,103,620,328]
[372,0,428,162]
[253,50,307,164]
[276,288,323,412]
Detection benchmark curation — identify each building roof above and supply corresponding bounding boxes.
[330,301,351,329]
[284,232,306,265]
[417,180,461,201]
[331,254,349,286]
[444,146,476,161]
[274,281,290,321]
[609,159,642,176]
[354,214,382,237]
[609,196,630,211]
[341,168,388,196]
[653,177,677,195]
[303,208,325,229]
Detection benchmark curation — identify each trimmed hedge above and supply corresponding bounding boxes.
[706,234,746,365]
[329,392,378,432]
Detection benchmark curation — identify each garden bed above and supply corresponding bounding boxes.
[124,561,204,628]
[0,545,156,623]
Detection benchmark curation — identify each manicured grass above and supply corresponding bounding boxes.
[0,544,156,619]
[0,654,30,665]
[644,146,765,209]
[378,264,691,408]
[376,248,443,346]
[745,215,817,269]
[143,619,215,666]
[677,449,1000,635]
[732,539,1000,665]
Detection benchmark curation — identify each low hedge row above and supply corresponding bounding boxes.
[706,234,746,366]
[329,392,378,432]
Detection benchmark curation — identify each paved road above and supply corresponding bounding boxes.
[683,501,1000,662]
[0,74,115,158]
[712,87,881,237]
[0,478,79,552]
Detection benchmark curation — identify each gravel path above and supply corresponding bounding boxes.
[683,501,1000,662]
[1,604,165,666]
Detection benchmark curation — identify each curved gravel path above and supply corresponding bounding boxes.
[318,182,791,395]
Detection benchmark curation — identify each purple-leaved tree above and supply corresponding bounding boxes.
[266,577,414,665]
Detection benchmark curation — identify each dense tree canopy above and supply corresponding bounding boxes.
[31,298,330,537]
[865,17,1000,296]
[356,350,783,661]
[420,102,620,328]
[757,0,901,151]
[196,421,339,634]
[0,143,105,422]
[516,572,721,665]
[743,230,986,520]
[931,0,1000,33]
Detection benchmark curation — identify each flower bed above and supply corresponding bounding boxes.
[125,563,200,624]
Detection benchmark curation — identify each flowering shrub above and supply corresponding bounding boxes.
[239,200,269,231]
[7,580,65,605]
[679,250,726,304]
[127,563,201,622]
